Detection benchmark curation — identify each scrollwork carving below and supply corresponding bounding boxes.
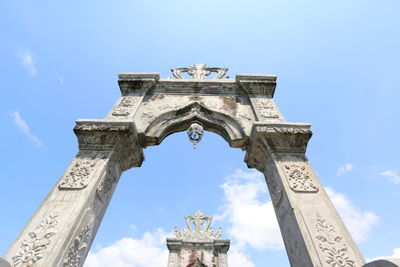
[96,163,117,204]
[172,64,228,79]
[266,171,283,206]
[315,215,355,267]
[63,224,91,267]
[112,96,138,116]
[255,126,311,134]
[282,163,318,192]
[174,211,222,240]
[12,214,58,266]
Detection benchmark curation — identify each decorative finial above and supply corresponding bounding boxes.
[171,64,228,79]
[174,210,223,240]
[187,121,203,149]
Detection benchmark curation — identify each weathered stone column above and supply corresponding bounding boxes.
[5,120,143,267]
[245,123,365,267]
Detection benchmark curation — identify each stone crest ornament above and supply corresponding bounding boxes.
[315,215,355,267]
[12,214,58,266]
[187,121,204,149]
[174,210,222,240]
[282,163,318,192]
[171,64,228,79]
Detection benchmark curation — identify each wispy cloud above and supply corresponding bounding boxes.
[380,170,400,184]
[10,111,43,147]
[325,187,380,242]
[18,49,37,76]
[337,163,354,177]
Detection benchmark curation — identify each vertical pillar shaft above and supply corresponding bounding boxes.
[5,121,143,267]
[245,123,365,267]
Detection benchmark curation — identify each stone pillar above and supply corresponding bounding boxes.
[166,239,230,267]
[245,123,365,267]
[5,120,143,267]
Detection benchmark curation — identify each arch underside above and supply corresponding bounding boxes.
[139,102,249,149]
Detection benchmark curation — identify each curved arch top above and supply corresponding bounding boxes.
[141,102,248,148]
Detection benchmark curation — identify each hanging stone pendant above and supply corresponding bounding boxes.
[187,121,204,149]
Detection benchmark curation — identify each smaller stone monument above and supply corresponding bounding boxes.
[167,211,230,267]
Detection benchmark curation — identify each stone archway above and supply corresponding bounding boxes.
[4,64,366,267]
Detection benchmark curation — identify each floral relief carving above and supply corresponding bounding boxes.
[59,158,99,190]
[266,171,283,206]
[255,99,280,120]
[96,164,117,204]
[63,224,91,267]
[282,163,318,192]
[315,215,355,267]
[12,214,58,267]
[112,96,138,116]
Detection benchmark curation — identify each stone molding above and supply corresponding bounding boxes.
[74,120,143,171]
[117,73,159,95]
[245,123,312,171]
[236,74,277,97]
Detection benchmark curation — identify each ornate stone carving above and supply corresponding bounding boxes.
[112,96,138,116]
[282,163,318,192]
[174,211,222,240]
[172,64,228,79]
[266,170,283,206]
[59,157,100,190]
[255,126,311,134]
[96,164,117,204]
[12,214,58,266]
[63,224,91,267]
[315,215,355,267]
[255,99,280,120]
[74,124,131,132]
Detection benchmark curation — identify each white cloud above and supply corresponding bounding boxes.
[10,111,43,147]
[217,169,283,250]
[18,49,37,76]
[367,248,400,262]
[337,163,354,177]
[85,228,168,267]
[380,170,400,184]
[325,187,380,243]
[228,246,256,267]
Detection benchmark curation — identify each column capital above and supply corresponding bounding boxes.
[118,73,160,95]
[245,123,312,171]
[236,74,277,97]
[74,120,144,170]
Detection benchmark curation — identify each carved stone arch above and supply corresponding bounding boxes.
[141,102,248,148]
[4,65,378,267]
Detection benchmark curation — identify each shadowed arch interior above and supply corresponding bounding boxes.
[140,102,248,149]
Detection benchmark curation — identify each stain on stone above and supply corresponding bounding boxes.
[222,96,237,114]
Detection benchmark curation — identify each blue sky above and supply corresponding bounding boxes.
[1,1,399,266]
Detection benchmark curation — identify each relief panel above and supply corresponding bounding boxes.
[12,214,58,267]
